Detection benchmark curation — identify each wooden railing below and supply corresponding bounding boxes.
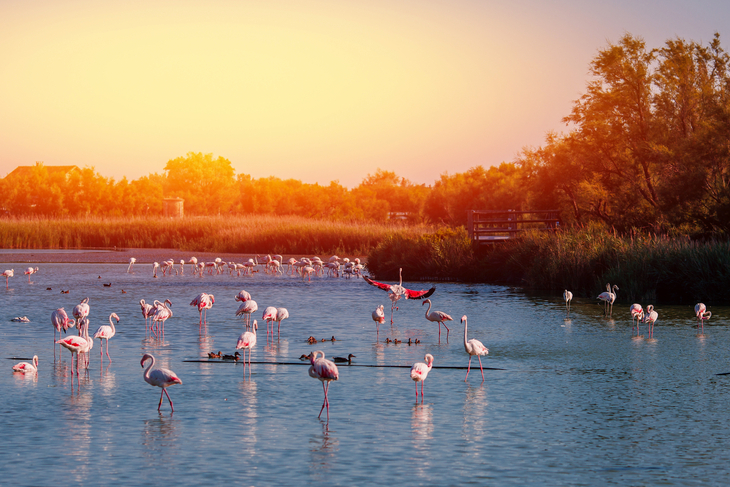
[467,209,560,244]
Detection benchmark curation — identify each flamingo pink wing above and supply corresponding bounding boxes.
[405,286,436,300]
[363,277,393,292]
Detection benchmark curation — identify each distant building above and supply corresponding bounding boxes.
[5,163,81,181]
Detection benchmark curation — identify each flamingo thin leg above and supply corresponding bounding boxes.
[465,356,472,381]
[478,356,485,382]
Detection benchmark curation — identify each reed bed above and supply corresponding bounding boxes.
[0,216,434,256]
[367,223,730,303]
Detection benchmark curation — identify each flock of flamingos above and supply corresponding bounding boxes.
[5,256,713,420]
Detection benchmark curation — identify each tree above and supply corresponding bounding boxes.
[164,152,236,215]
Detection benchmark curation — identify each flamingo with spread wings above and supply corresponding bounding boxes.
[363,268,435,323]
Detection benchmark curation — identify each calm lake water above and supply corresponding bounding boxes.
[1,262,729,486]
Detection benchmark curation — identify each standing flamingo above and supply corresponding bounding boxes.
[152,299,173,336]
[262,307,277,337]
[462,315,489,382]
[275,308,289,337]
[127,257,136,273]
[140,299,154,332]
[235,290,252,303]
[12,355,39,373]
[630,304,644,336]
[364,268,436,324]
[236,320,258,375]
[93,313,120,363]
[190,292,214,324]
[309,351,339,420]
[422,299,453,341]
[56,319,92,375]
[644,305,658,338]
[51,308,76,344]
[152,262,159,278]
[236,299,258,328]
[563,290,573,315]
[141,353,183,411]
[372,304,385,335]
[597,284,619,315]
[2,269,13,289]
[695,303,711,333]
[24,267,39,283]
[410,354,434,398]
[72,298,90,335]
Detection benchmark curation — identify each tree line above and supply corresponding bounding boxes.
[3,32,729,234]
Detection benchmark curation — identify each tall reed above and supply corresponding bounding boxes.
[0,216,433,256]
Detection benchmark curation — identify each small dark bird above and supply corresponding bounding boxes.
[98,276,101,279]
[307,336,317,344]
[300,353,313,361]
[103,283,112,287]
[61,290,69,294]
[208,351,222,359]
[222,352,241,360]
[414,339,421,344]
[385,338,392,343]
[394,339,402,344]
[46,287,52,291]
[330,336,336,342]
[333,354,356,364]
[407,338,412,345]
[121,289,127,294]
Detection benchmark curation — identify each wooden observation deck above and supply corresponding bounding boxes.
[467,209,560,244]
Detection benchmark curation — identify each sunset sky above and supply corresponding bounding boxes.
[1,0,727,187]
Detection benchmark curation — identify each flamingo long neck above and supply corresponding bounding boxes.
[143,355,155,380]
[108,314,117,334]
[399,268,403,287]
[424,300,432,318]
[463,317,469,347]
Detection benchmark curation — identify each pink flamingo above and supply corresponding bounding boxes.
[644,305,658,338]
[93,313,120,363]
[140,299,154,332]
[695,303,712,333]
[597,284,619,315]
[51,308,76,346]
[275,308,289,337]
[72,297,90,335]
[190,293,214,324]
[152,262,159,278]
[235,290,252,303]
[262,306,277,337]
[309,351,339,420]
[2,269,13,289]
[12,355,39,373]
[236,299,258,328]
[630,303,644,336]
[410,354,434,398]
[372,305,385,335]
[56,319,92,375]
[24,267,38,283]
[141,353,182,411]
[423,299,453,341]
[462,315,489,382]
[236,320,258,375]
[364,268,435,323]
[127,257,136,273]
[152,299,172,336]
[563,290,573,315]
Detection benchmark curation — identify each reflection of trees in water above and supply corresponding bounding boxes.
[61,390,93,484]
[141,413,180,466]
[462,384,488,443]
[237,379,259,459]
[308,421,339,481]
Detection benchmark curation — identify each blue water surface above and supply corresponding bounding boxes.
[0,262,728,486]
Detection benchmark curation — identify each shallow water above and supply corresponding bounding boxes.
[1,264,729,486]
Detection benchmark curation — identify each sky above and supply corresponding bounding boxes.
[1,0,728,188]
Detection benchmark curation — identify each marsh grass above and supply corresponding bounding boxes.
[367,223,730,303]
[0,216,433,256]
